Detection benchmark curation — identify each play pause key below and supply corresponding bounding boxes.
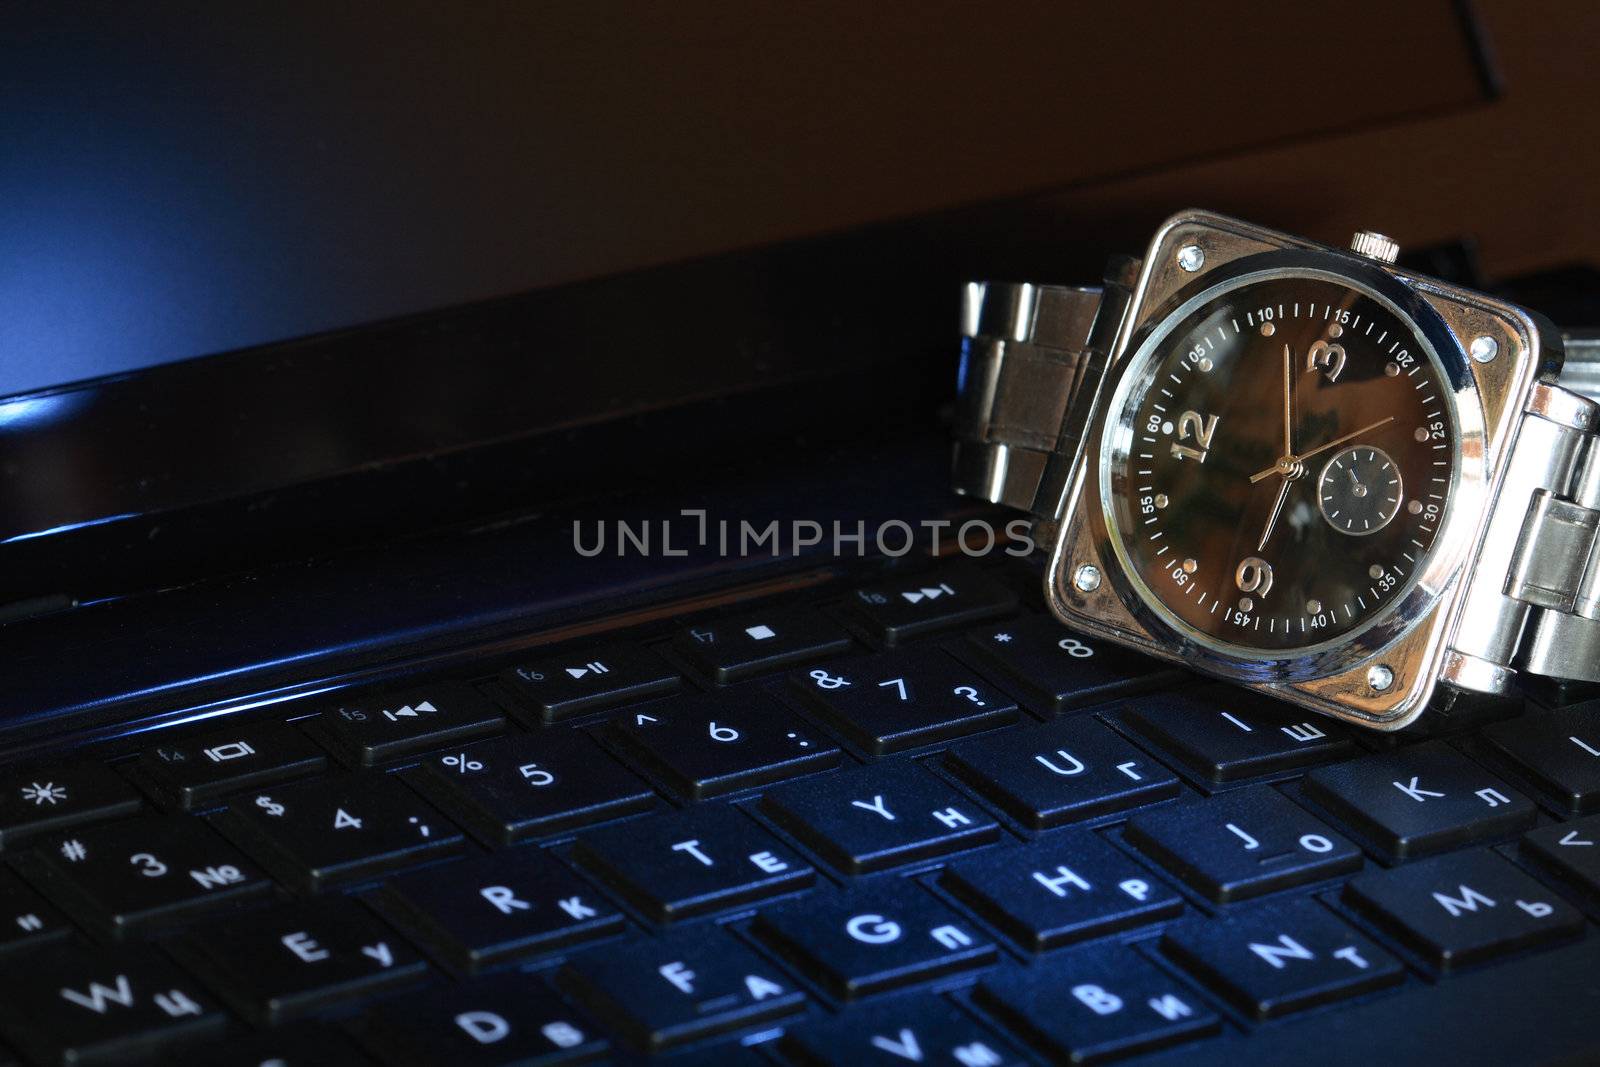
[502,642,680,722]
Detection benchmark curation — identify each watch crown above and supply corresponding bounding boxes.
[1349,230,1400,264]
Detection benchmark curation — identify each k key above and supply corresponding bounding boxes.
[170,899,428,1023]
[212,772,464,892]
[138,720,329,811]
[308,682,505,767]
[18,816,272,938]
[0,943,226,1065]
[790,648,1019,754]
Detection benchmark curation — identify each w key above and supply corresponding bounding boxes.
[790,649,1018,754]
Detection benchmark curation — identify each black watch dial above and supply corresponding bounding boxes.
[1105,271,1457,654]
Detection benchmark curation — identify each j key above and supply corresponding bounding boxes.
[605,690,841,799]
[1119,688,1355,783]
[0,867,72,954]
[370,850,624,973]
[1343,850,1584,970]
[170,900,428,1023]
[502,642,679,723]
[139,720,329,811]
[0,761,142,848]
[1162,899,1403,1019]
[675,608,853,683]
[212,773,464,892]
[965,615,1177,714]
[310,682,505,767]
[1482,706,1600,814]
[1126,786,1360,903]
[574,804,813,922]
[759,762,1000,874]
[752,882,996,998]
[1521,814,1600,896]
[780,998,1025,1067]
[942,832,1183,952]
[358,976,609,1066]
[974,944,1219,1063]
[848,562,1019,645]
[192,1024,376,1067]
[558,928,805,1051]
[18,817,272,938]
[406,730,655,845]
[790,649,1019,754]
[944,717,1180,829]
[0,943,226,1065]
[1302,741,1536,860]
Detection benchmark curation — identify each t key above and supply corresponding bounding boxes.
[18,817,272,939]
[604,689,841,799]
[759,762,999,874]
[574,804,813,922]
[1303,740,1536,860]
[1125,787,1361,903]
[1118,689,1355,783]
[790,648,1019,754]
[212,772,464,892]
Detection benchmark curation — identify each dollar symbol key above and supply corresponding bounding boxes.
[254,795,285,817]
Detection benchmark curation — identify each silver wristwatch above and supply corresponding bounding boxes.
[953,210,1600,730]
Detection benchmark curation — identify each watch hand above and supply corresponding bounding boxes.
[1258,475,1292,551]
[1248,416,1397,483]
[1283,343,1294,460]
[1348,467,1361,487]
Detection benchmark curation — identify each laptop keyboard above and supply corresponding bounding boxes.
[1,554,1597,1065]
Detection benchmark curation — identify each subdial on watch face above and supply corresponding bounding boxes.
[1318,445,1402,535]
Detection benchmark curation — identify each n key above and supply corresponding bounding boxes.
[211,772,464,892]
[1303,740,1536,860]
[1118,689,1355,783]
[0,944,226,1065]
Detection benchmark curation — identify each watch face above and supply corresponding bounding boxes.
[1103,269,1459,656]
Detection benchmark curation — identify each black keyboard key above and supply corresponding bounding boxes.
[502,642,679,723]
[1162,899,1403,1019]
[974,945,1218,1063]
[965,615,1178,714]
[358,975,609,1065]
[139,721,329,811]
[212,773,464,892]
[1126,786,1361,903]
[779,997,1024,1067]
[945,717,1179,829]
[309,682,505,767]
[848,563,1018,645]
[1302,741,1536,860]
[675,608,853,683]
[17,817,272,939]
[1343,850,1584,970]
[170,900,428,1023]
[369,851,624,973]
[752,882,996,998]
[0,761,142,848]
[0,943,226,1064]
[558,928,805,1051]
[192,1023,376,1067]
[605,690,840,799]
[1118,689,1356,783]
[0,868,72,954]
[790,649,1019,754]
[574,804,812,922]
[942,832,1183,952]
[1522,814,1600,896]
[405,731,654,845]
[760,762,999,874]
[1483,706,1600,814]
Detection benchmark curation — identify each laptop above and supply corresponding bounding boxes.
[5,5,1599,1066]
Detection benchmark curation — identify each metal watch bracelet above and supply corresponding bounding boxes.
[952,279,1600,691]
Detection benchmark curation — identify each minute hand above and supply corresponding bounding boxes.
[1248,416,1396,483]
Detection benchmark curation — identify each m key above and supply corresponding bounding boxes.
[1162,898,1403,1018]
[1125,787,1361,903]
[1343,850,1583,970]
[1303,741,1536,860]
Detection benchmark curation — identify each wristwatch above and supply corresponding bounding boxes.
[953,210,1600,730]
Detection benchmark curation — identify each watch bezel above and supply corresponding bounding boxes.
[1093,253,1475,675]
